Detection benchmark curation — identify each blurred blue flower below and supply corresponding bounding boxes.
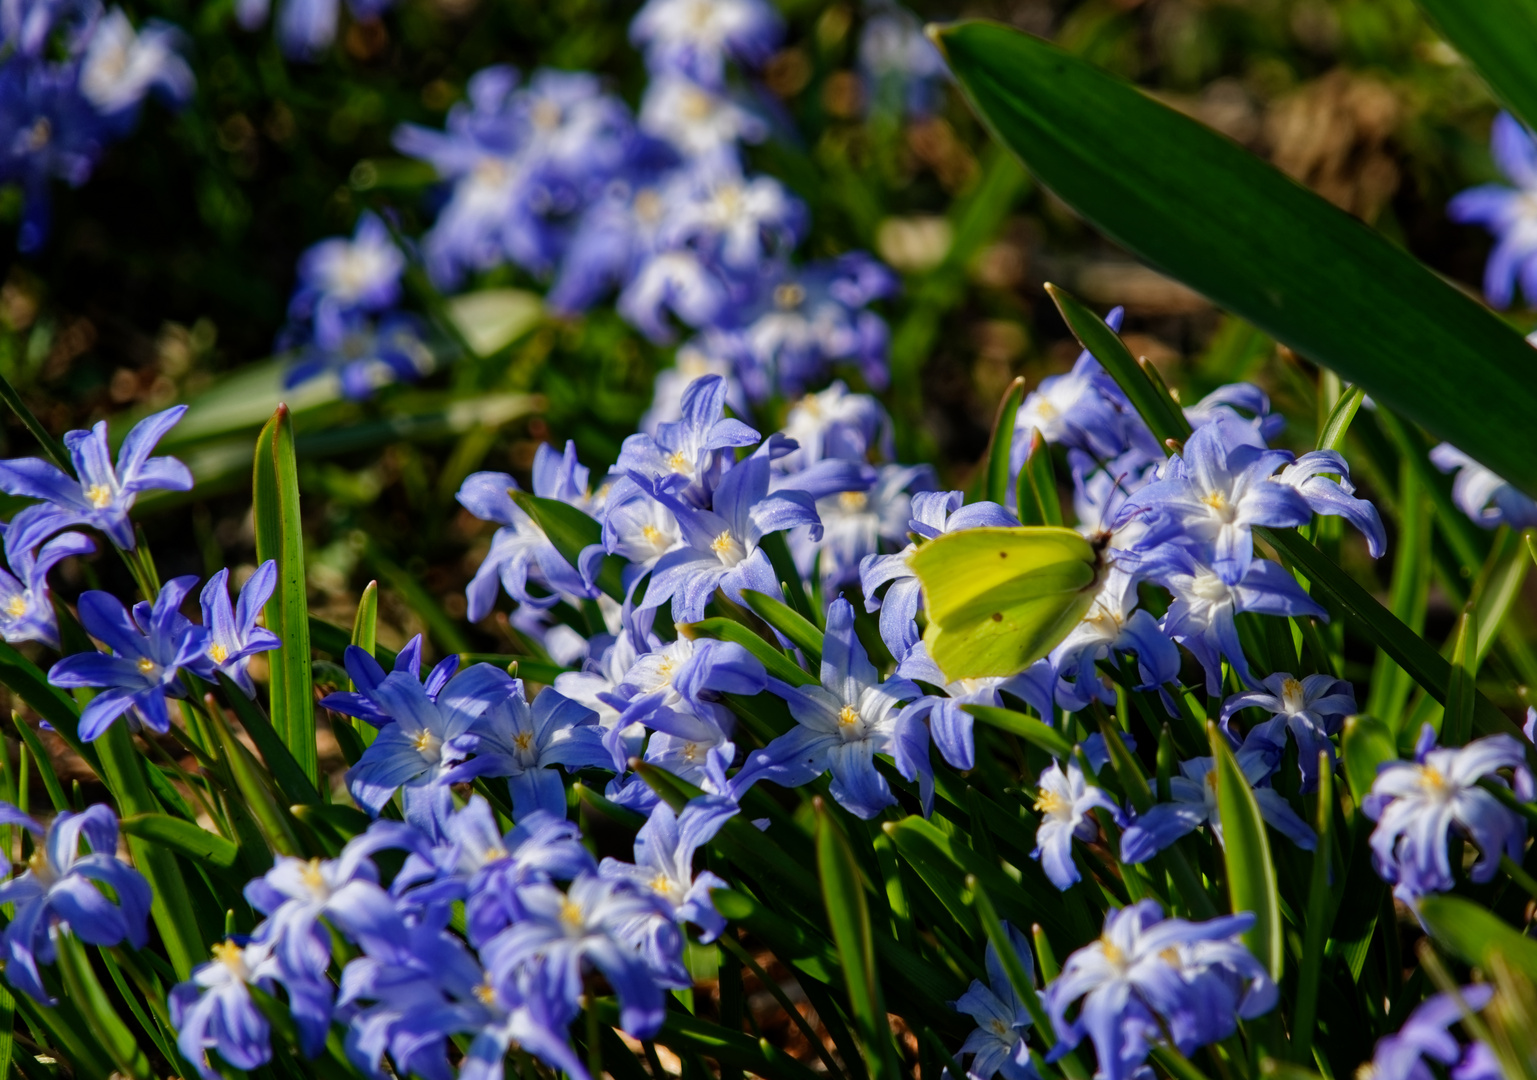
[630,0,782,86]
[282,311,433,400]
[606,634,765,740]
[777,380,894,473]
[1429,443,1537,530]
[860,489,1017,661]
[171,935,286,1078]
[0,802,151,1002]
[638,74,765,163]
[1364,984,1499,1080]
[77,10,193,117]
[1031,758,1123,891]
[600,795,737,941]
[482,873,684,1038]
[191,561,280,697]
[1042,900,1275,1080]
[736,597,924,819]
[459,441,603,621]
[1011,308,1143,463]
[1364,725,1533,902]
[288,212,404,344]
[952,921,1042,1080]
[0,527,92,647]
[619,248,734,341]
[47,574,208,740]
[661,163,805,270]
[236,0,394,60]
[0,404,192,552]
[858,8,949,119]
[446,680,609,820]
[1448,111,1537,308]
[1118,734,1316,864]
[1220,672,1356,791]
[1181,383,1284,446]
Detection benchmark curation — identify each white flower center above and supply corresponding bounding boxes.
[414,729,444,764]
[710,530,745,567]
[85,484,114,509]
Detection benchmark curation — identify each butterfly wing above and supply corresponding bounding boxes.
[909,526,1101,680]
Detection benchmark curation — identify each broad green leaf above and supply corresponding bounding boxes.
[1209,722,1282,980]
[1413,0,1537,134]
[253,405,317,785]
[119,813,240,869]
[1341,714,1398,807]
[1418,894,1537,982]
[816,800,900,1080]
[964,704,1072,758]
[741,589,825,668]
[935,20,1537,496]
[1048,285,1188,447]
[981,376,1026,506]
[507,490,626,601]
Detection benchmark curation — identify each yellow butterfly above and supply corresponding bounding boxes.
[909,526,1106,681]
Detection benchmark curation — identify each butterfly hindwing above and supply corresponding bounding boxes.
[910,526,1101,680]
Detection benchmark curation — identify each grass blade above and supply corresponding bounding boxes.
[1208,721,1282,981]
[119,813,240,869]
[1413,0,1537,134]
[1290,752,1335,1065]
[982,376,1026,506]
[252,405,317,786]
[740,589,825,668]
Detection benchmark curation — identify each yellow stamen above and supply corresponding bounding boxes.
[837,490,868,512]
[838,704,860,726]
[666,450,692,474]
[475,980,498,1005]
[208,643,229,664]
[512,731,534,753]
[681,742,699,762]
[1201,491,1228,512]
[136,657,157,676]
[1034,789,1068,816]
[85,484,113,509]
[301,858,325,892]
[559,899,584,930]
[5,597,25,617]
[774,283,805,310]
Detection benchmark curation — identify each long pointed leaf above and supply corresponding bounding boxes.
[253,405,317,785]
[1413,0,1537,134]
[1208,722,1282,981]
[934,20,1537,496]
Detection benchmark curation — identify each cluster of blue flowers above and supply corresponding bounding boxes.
[0,0,192,250]
[280,0,906,405]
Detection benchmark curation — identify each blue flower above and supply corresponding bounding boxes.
[77,10,194,117]
[0,803,151,1002]
[1031,758,1124,891]
[1146,547,1326,694]
[776,381,894,472]
[953,921,1042,1080]
[858,10,949,119]
[600,795,737,941]
[898,642,1052,779]
[0,528,92,647]
[638,74,766,163]
[0,404,192,552]
[1429,443,1537,530]
[1364,984,1499,1080]
[1219,672,1356,791]
[606,634,765,741]
[619,247,735,342]
[398,797,593,946]
[660,163,805,271]
[1048,567,1180,713]
[282,310,433,400]
[637,439,821,623]
[735,598,924,819]
[445,680,610,821]
[48,575,209,740]
[191,561,281,697]
[617,374,760,509]
[1121,415,1312,585]
[1272,450,1387,557]
[459,441,603,621]
[629,0,782,86]
[860,489,1017,661]
[1363,725,1532,902]
[1118,734,1316,865]
[319,634,457,726]
[1448,111,1537,308]
[236,0,395,59]
[1180,383,1284,446]
[1042,900,1276,1080]
[640,343,746,435]
[171,935,285,1078]
[323,656,517,832]
[289,212,405,342]
[482,873,684,1038]
[1012,308,1145,463]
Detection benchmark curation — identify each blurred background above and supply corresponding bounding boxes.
[0,0,1517,692]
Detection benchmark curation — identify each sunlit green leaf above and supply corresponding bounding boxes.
[1209,722,1282,981]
